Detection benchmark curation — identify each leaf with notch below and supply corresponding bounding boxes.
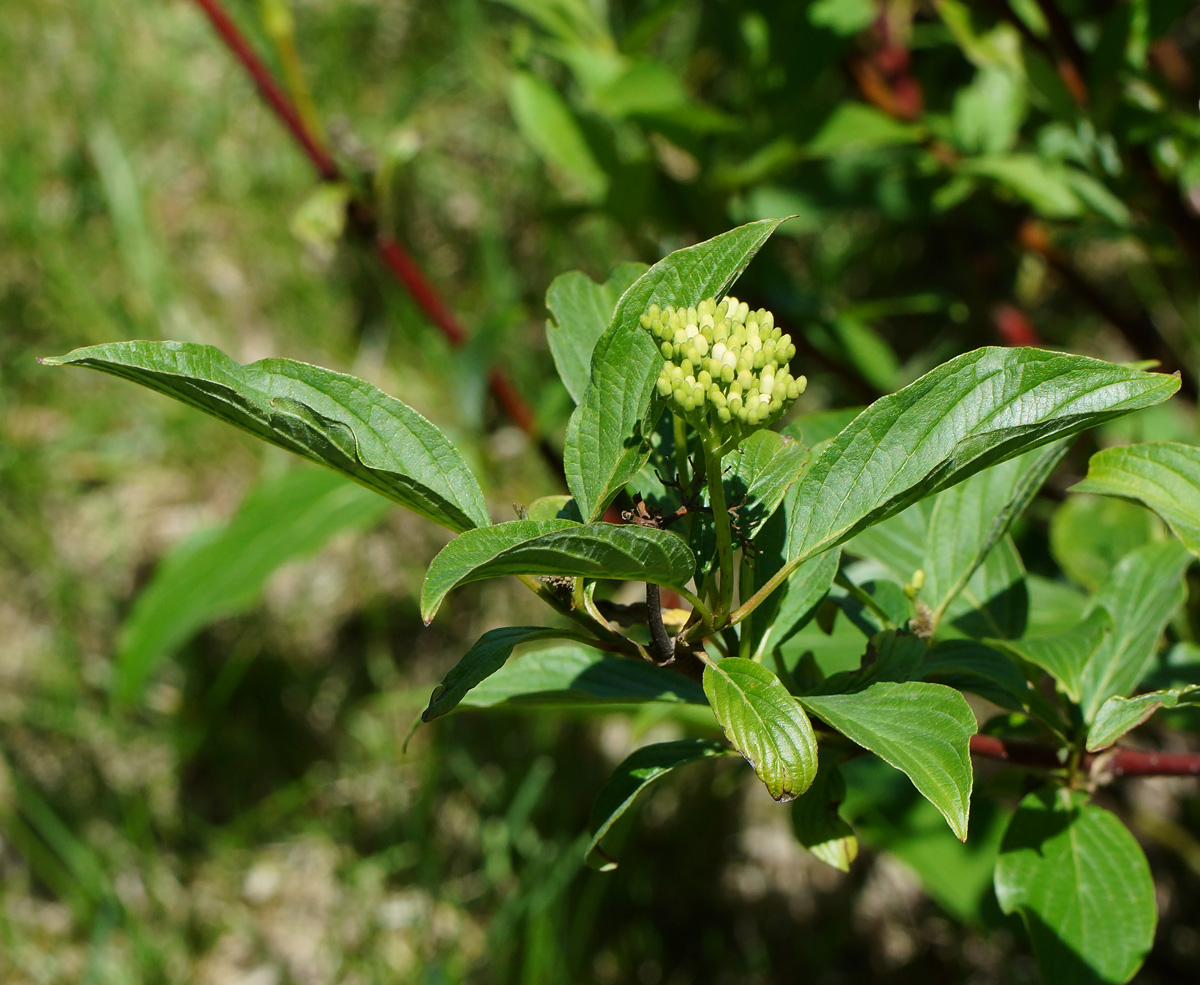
[782,349,1179,576]
[41,341,490,533]
[1087,686,1200,752]
[1071,442,1200,557]
[565,218,791,522]
[587,740,734,870]
[420,519,695,622]
[546,262,648,403]
[462,645,707,709]
[704,657,818,802]
[800,681,976,840]
[995,790,1155,985]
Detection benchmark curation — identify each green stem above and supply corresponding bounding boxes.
[673,414,691,488]
[738,557,755,660]
[834,572,895,630]
[701,428,735,624]
[518,575,637,654]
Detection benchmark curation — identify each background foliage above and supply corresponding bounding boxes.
[6,0,1200,982]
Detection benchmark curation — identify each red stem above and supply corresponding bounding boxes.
[187,0,541,439]
[190,0,338,180]
[970,734,1200,778]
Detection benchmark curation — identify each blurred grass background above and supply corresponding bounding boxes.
[5,0,1200,982]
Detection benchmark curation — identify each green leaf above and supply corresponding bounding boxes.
[800,682,976,840]
[703,658,818,802]
[546,263,648,404]
[962,156,1083,218]
[422,627,579,722]
[725,429,810,536]
[508,71,608,201]
[587,740,733,869]
[1087,686,1200,752]
[420,519,695,623]
[1071,442,1200,557]
[919,640,1037,713]
[525,494,575,522]
[791,758,857,872]
[943,536,1029,640]
[988,607,1111,703]
[565,218,790,522]
[1050,494,1160,592]
[116,468,389,705]
[1079,539,1192,721]
[805,103,923,156]
[461,645,707,708]
[995,790,1156,985]
[751,547,842,660]
[924,442,1067,624]
[783,348,1178,576]
[41,341,491,533]
[952,66,1026,155]
[850,443,1066,630]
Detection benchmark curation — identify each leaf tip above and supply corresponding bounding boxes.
[37,356,63,366]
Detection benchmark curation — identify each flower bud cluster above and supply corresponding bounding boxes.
[641,296,806,435]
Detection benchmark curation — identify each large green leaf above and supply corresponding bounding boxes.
[995,790,1155,985]
[703,658,818,802]
[546,262,648,404]
[1087,686,1200,752]
[508,71,608,202]
[1071,442,1200,557]
[421,627,579,722]
[1079,539,1192,721]
[800,682,976,840]
[771,349,1178,599]
[42,341,491,533]
[565,218,790,522]
[461,645,706,708]
[420,519,695,622]
[586,740,734,870]
[116,468,390,704]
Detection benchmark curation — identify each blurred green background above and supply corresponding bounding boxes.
[6,0,1200,981]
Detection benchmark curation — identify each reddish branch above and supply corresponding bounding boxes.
[970,734,1200,778]
[188,0,543,448]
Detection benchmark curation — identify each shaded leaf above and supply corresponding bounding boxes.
[421,519,695,622]
[989,607,1111,703]
[800,682,976,840]
[565,218,790,521]
[791,757,857,871]
[1071,442,1200,557]
[587,740,733,869]
[422,627,578,722]
[42,341,491,533]
[995,790,1155,985]
[461,645,707,708]
[703,658,818,802]
[546,263,648,404]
